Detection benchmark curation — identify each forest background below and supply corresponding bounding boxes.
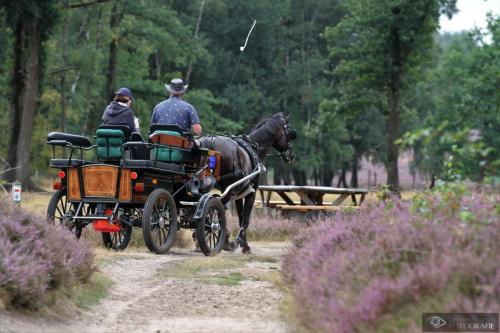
[0,0,498,190]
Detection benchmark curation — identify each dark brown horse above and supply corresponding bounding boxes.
[199,112,297,253]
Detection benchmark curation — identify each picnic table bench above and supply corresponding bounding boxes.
[256,185,369,212]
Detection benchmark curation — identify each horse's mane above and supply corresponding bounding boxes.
[250,113,283,132]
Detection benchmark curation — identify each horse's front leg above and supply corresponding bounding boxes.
[222,199,243,252]
[238,191,256,254]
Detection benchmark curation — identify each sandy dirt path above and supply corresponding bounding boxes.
[0,242,292,333]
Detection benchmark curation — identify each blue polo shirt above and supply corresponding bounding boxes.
[151,96,200,132]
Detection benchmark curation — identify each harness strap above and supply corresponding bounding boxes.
[234,135,260,170]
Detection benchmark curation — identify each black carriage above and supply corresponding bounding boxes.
[46,124,230,256]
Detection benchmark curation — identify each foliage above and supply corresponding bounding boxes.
[0,0,497,186]
[400,15,500,184]
[282,186,500,333]
[323,0,457,189]
[0,199,95,309]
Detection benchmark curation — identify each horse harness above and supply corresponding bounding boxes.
[233,135,260,172]
[227,135,261,199]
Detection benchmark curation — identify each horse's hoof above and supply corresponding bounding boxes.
[242,246,252,254]
[223,240,238,252]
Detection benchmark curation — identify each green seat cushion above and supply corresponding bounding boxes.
[97,146,122,159]
[96,129,125,138]
[150,130,183,163]
[151,148,183,163]
[96,129,125,160]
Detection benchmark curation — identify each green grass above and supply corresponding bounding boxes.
[159,254,279,287]
[74,272,113,309]
[19,192,51,215]
[198,272,245,286]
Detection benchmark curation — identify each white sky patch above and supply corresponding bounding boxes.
[439,0,499,33]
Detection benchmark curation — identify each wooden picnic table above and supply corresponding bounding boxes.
[257,185,369,212]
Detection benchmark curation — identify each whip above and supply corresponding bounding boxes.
[220,20,257,115]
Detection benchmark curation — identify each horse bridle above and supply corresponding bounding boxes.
[278,119,296,163]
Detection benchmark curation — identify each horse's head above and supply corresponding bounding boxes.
[249,112,297,163]
[272,113,297,164]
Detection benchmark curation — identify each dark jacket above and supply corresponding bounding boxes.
[101,101,137,132]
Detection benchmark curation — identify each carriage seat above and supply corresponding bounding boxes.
[96,125,131,161]
[47,132,92,148]
[149,124,195,163]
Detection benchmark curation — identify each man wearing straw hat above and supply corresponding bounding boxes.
[151,78,202,135]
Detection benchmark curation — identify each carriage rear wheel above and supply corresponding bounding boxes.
[102,208,133,251]
[196,197,226,256]
[46,188,82,239]
[142,188,178,254]
[102,226,132,251]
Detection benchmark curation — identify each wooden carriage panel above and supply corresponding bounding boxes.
[119,168,132,201]
[82,165,119,197]
[68,168,81,201]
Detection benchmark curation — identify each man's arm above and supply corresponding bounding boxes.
[188,104,202,135]
[151,108,157,124]
[191,124,202,136]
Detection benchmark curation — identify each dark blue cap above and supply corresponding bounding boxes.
[116,87,134,100]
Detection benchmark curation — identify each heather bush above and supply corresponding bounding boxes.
[282,185,499,333]
[0,199,94,309]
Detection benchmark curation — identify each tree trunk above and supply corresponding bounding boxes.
[273,165,282,185]
[185,0,206,83]
[105,3,120,101]
[322,169,334,187]
[6,18,25,182]
[350,157,358,188]
[83,7,103,134]
[386,24,401,192]
[292,169,304,185]
[282,168,291,185]
[15,19,43,188]
[337,166,348,188]
[60,0,69,135]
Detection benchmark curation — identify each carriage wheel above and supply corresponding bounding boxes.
[46,188,82,238]
[196,197,226,256]
[102,208,133,251]
[142,188,178,254]
[102,224,132,251]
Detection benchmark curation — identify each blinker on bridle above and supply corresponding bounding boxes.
[279,120,296,163]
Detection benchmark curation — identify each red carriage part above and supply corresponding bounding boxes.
[53,181,62,190]
[93,219,122,233]
[93,208,122,233]
[58,170,66,179]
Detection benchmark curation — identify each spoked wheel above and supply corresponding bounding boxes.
[197,197,226,256]
[101,209,133,251]
[46,188,82,238]
[142,189,178,254]
[102,208,133,251]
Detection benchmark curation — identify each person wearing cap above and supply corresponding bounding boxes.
[151,78,202,136]
[102,87,138,132]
